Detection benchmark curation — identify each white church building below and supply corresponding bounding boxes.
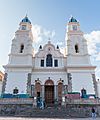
[2,16,99,105]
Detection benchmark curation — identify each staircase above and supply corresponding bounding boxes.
[0,104,100,118]
[0,106,90,118]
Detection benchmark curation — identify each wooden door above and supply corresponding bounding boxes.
[45,85,54,105]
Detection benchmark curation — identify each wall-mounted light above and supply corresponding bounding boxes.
[59,78,64,83]
[35,78,40,83]
[48,77,50,80]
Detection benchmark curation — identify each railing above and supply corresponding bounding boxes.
[65,98,100,104]
[0,98,33,104]
[0,98,100,105]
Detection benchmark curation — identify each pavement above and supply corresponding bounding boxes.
[0,117,99,120]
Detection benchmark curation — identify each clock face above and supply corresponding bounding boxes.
[22,25,26,30]
[73,25,77,31]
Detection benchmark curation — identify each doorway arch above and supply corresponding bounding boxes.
[45,80,54,106]
[35,81,42,97]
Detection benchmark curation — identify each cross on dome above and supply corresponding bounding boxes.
[21,15,31,24]
[69,16,78,23]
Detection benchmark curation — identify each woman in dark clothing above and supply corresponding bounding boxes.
[91,107,96,119]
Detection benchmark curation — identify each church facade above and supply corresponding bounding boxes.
[3,16,98,105]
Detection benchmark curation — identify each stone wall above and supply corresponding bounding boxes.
[0,98,33,104]
[64,98,100,104]
[0,104,100,118]
[65,104,100,117]
[0,98,99,118]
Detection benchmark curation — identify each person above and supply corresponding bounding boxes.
[40,99,44,109]
[91,107,96,119]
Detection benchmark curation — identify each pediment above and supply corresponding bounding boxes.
[35,41,64,58]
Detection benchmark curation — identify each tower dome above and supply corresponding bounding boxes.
[21,15,31,24]
[69,17,77,23]
[19,15,32,31]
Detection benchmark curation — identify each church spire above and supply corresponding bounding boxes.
[67,16,81,32]
[19,15,32,31]
[10,15,33,55]
[69,16,78,23]
[66,16,90,65]
[21,15,31,24]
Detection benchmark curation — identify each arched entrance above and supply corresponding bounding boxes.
[58,82,63,105]
[35,81,42,97]
[45,80,54,106]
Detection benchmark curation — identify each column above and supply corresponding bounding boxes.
[56,85,58,100]
[42,85,44,100]
[31,85,35,97]
[27,73,32,95]
[2,73,8,94]
[54,85,57,100]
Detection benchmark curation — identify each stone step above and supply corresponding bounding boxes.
[0,104,100,118]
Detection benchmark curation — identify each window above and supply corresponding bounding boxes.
[73,25,77,31]
[39,45,42,49]
[41,60,44,67]
[54,59,58,67]
[46,54,52,67]
[57,45,59,49]
[22,25,26,30]
[20,44,24,53]
[75,44,79,53]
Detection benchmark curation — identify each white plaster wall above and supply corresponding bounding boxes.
[97,82,100,98]
[67,55,91,65]
[5,71,28,94]
[31,71,68,85]
[11,35,29,54]
[9,55,32,65]
[67,35,83,54]
[71,72,94,94]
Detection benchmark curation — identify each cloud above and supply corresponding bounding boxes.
[95,68,100,79]
[84,31,100,59]
[84,31,100,79]
[32,24,42,43]
[32,24,56,44]
[96,53,100,61]
[43,29,55,38]
[32,25,100,61]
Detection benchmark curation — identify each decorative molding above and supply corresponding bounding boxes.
[67,66,96,69]
[32,68,66,72]
[67,73,72,92]
[3,65,32,69]
[2,73,8,94]
[92,74,98,97]
[31,84,35,97]
[26,73,32,96]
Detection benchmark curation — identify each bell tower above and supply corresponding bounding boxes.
[66,17,91,65]
[8,15,33,65]
[3,16,34,94]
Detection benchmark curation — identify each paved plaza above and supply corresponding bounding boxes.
[0,117,99,120]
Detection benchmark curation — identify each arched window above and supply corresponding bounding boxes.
[39,45,42,49]
[75,44,79,53]
[46,54,52,67]
[13,87,19,94]
[22,25,26,30]
[20,44,24,53]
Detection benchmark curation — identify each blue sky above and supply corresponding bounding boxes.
[1,0,100,78]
